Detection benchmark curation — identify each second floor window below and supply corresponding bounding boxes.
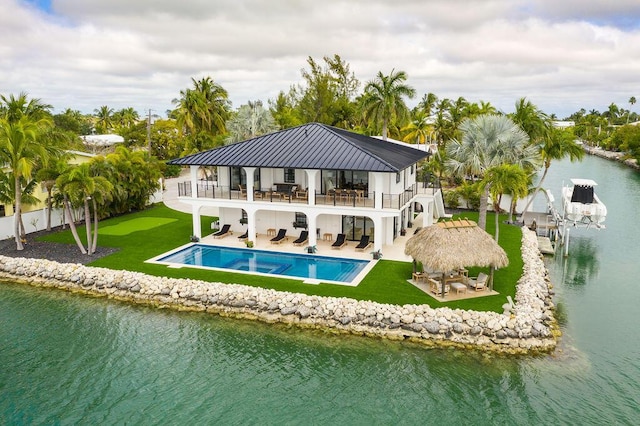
[284,168,295,183]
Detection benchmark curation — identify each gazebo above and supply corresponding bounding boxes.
[404,219,509,297]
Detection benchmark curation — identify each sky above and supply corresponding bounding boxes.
[2,0,640,119]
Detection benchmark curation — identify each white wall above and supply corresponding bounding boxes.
[0,208,66,241]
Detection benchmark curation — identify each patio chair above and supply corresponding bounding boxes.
[270,228,287,244]
[428,278,449,296]
[213,224,232,239]
[468,272,488,291]
[237,230,248,240]
[238,184,247,199]
[292,230,309,246]
[331,233,347,249]
[354,235,371,251]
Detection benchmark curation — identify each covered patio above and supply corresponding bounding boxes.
[404,219,509,301]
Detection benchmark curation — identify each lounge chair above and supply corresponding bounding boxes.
[270,228,287,244]
[213,224,232,239]
[292,230,308,246]
[354,235,371,251]
[237,230,248,240]
[468,272,488,291]
[429,278,450,296]
[331,233,347,249]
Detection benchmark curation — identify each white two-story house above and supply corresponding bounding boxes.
[169,123,441,252]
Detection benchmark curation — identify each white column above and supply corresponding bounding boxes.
[373,172,384,210]
[247,209,257,245]
[373,216,383,252]
[243,167,256,202]
[190,166,199,198]
[307,212,318,247]
[192,204,202,239]
[305,169,319,205]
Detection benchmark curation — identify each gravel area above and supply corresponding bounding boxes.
[0,227,119,264]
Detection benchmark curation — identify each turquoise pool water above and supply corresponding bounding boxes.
[153,244,369,283]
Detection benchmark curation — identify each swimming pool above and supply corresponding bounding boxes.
[150,244,370,284]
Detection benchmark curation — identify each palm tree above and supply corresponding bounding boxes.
[94,105,114,133]
[628,97,636,124]
[172,76,229,137]
[227,100,279,143]
[36,156,70,230]
[0,116,53,249]
[361,69,416,140]
[56,163,113,255]
[417,93,438,117]
[509,97,550,144]
[483,164,529,241]
[519,127,584,217]
[446,114,540,230]
[401,111,434,144]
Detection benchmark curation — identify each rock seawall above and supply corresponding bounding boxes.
[0,228,557,354]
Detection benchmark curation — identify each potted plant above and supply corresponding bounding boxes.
[190,235,200,242]
[400,228,407,236]
[371,249,383,259]
[245,240,254,248]
[306,245,317,253]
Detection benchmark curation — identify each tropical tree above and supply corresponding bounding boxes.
[269,90,301,129]
[628,96,636,124]
[519,126,584,217]
[172,76,230,137]
[417,93,438,117]
[0,92,58,249]
[94,105,114,133]
[483,164,529,241]
[227,100,278,143]
[401,111,434,144]
[446,114,540,230]
[36,156,70,231]
[509,97,550,145]
[56,163,113,255]
[361,69,416,140]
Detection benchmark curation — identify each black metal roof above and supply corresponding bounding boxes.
[168,123,428,173]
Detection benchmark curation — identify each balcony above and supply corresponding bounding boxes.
[177,180,439,210]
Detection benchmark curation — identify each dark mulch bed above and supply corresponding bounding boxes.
[0,227,118,264]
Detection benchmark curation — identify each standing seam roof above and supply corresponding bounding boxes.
[168,123,429,172]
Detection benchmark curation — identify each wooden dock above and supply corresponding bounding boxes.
[537,236,556,255]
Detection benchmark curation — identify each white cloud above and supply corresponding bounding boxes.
[2,0,640,118]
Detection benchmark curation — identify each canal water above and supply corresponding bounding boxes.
[1,154,638,425]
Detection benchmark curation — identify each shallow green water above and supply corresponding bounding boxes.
[1,154,639,425]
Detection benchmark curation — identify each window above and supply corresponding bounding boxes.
[396,172,401,183]
[284,168,295,183]
[294,212,308,229]
[411,164,414,175]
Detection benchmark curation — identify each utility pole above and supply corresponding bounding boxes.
[146,109,153,154]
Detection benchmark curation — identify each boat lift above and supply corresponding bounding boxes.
[558,179,607,256]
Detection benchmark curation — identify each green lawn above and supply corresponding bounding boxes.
[39,205,522,312]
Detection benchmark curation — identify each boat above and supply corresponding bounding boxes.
[561,179,607,228]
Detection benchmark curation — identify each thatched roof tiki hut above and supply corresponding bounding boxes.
[404,219,509,297]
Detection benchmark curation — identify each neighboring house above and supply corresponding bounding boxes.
[169,123,443,252]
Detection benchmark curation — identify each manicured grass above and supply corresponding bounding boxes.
[38,205,522,312]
